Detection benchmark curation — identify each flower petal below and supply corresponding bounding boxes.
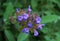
[22,28,29,34]
[34,30,38,36]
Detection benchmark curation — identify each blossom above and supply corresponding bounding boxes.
[27,22,32,28]
[17,16,23,21]
[22,28,29,34]
[23,13,29,20]
[34,30,38,36]
[35,17,41,24]
[38,24,42,30]
[41,24,45,26]
[38,24,45,30]
[28,5,32,12]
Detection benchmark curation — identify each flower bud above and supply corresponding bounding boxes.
[16,8,20,12]
[28,5,32,12]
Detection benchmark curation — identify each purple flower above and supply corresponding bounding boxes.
[23,13,29,20]
[38,24,45,30]
[28,5,32,12]
[27,22,32,28]
[35,17,41,24]
[16,8,20,12]
[41,24,45,26]
[34,30,38,36]
[38,24,42,30]
[22,28,29,34]
[17,16,23,21]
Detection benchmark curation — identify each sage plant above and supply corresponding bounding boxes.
[16,5,45,36]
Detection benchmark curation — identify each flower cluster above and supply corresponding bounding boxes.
[16,5,45,36]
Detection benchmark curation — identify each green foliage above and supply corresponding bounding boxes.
[3,2,14,22]
[55,32,60,41]
[4,29,15,41]
[0,0,60,41]
[41,15,59,24]
[17,32,29,41]
[31,0,37,11]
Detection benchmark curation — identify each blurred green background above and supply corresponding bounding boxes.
[0,0,60,41]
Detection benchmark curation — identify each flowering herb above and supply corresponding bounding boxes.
[16,5,45,36]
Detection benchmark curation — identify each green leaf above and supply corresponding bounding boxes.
[31,0,37,10]
[41,15,59,24]
[45,35,56,41]
[44,35,51,41]
[42,27,48,33]
[49,0,60,7]
[14,22,20,31]
[17,32,29,41]
[4,29,15,41]
[55,33,60,41]
[44,11,52,15]
[3,2,14,22]
[14,2,22,8]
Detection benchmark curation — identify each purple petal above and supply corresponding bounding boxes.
[38,24,42,30]
[28,5,32,12]
[22,28,29,34]
[36,21,40,24]
[23,13,29,20]
[34,30,38,36]
[35,17,41,24]
[27,22,32,28]
[17,16,23,21]
[41,24,45,26]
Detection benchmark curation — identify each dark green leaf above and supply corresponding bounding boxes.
[4,29,15,41]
